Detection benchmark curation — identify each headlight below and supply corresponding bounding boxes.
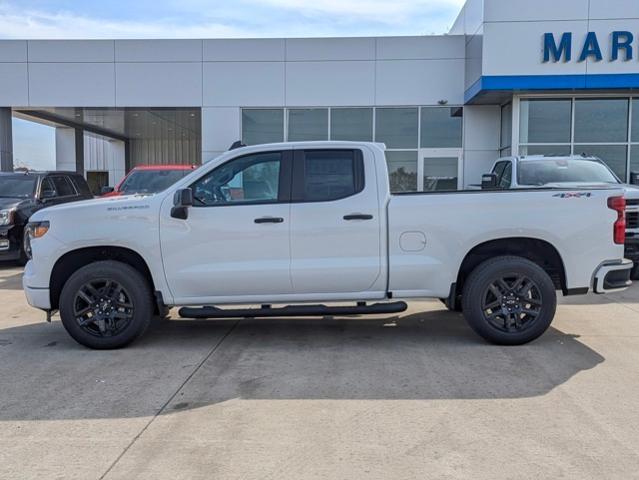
[0,209,15,226]
[24,221,50,260]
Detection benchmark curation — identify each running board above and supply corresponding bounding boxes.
[178,301,408,319]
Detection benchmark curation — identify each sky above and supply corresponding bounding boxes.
[0,0,465,39]
[4,0,466,170]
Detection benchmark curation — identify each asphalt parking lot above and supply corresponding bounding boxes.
[1,264,639,479]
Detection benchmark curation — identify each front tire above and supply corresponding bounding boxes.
[461,256,556,345]
[59,261,154,349]
[631,262,639,281]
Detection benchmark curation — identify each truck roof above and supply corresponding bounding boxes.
[514,155,600,162]
[129,164,197,171]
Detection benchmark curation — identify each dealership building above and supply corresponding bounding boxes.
[1,0,639,193]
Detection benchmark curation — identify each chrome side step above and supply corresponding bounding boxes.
[178,301,408,319]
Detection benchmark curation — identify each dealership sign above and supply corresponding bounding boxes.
[543,32,635,62]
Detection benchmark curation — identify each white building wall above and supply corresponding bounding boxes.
[84,134,126,186]
[54,127,76,172]
[462,105,501,186]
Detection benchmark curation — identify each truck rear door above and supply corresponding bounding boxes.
[289,147,385,295]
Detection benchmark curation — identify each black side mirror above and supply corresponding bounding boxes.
[101,186,115,195]
[630,172,639,185]
[481,173,498,190]
[171,188,193,220]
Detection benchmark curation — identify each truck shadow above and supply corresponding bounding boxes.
[0,310,604,421]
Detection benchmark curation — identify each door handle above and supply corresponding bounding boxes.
[254,217,284,224]
[343,214,373,221]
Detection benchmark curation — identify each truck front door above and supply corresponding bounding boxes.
[160,150,293,301]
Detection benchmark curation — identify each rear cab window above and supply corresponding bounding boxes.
[292,149,364,202]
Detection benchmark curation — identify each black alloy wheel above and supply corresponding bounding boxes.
[481,274,542,334]
[462,256,557,345]
[59,260,153,349]
[73,279,135,337]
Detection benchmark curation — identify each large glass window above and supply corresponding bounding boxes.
[240,105,462,192]
[573,145,627,180]
[288,109,328,141]
[376,108,418,149]
[420,107,462,148]
[631,147,639,178]
[519,145,572,157]
[500,103,512,156]
[574,99,629,143]
[241,109,284,146]
[330,108,373,141]
[423,157,458,191]
[520,99,572,144]
[518,96,639,182]
[633,99,639,143]
[192,152,282,206]
[386,151,417,193]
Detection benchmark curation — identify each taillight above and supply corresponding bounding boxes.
[608,196,626,245]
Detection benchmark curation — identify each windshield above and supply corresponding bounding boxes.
[518,159,619,186]
[119,169,190,194]
[0,176,37,198]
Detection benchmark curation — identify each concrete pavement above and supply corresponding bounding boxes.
[1,264,638,479]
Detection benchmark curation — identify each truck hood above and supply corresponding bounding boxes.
[29,194,158,222]
[0,197,28,210]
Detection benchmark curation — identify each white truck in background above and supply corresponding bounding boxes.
[22,142,632,349]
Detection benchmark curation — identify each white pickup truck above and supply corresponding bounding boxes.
[23,142,632,349]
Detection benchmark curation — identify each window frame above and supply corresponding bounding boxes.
[291,149,365,203]
[189,150,293,208]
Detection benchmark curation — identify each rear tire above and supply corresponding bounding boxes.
[59,261,153,349]
[461,256,556,345]
[631,263,639,281]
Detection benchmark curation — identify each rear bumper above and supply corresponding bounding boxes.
[593,259,633,294]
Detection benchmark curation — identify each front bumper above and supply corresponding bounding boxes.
[593,259,633,294]
[23,283,51,310]
[0,225,21,261]
[23,260,51,309]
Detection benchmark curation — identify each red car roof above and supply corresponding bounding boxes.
[129,164,197,171]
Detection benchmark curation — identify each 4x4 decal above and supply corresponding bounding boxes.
[552,192,592,198]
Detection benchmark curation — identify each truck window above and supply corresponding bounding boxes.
[499,162,512,188]
[40,177,58,199]
[50,176,77,197]
[492,161,508,179]
[293,149,364,202]
[191,152,286,206]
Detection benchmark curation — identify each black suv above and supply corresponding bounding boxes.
[0,171,93,263]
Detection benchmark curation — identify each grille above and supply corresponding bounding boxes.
[627,210,639,229]
[626,199,639,206]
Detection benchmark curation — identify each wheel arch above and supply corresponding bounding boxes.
[49,246,156,311]
[455,237,568,297]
